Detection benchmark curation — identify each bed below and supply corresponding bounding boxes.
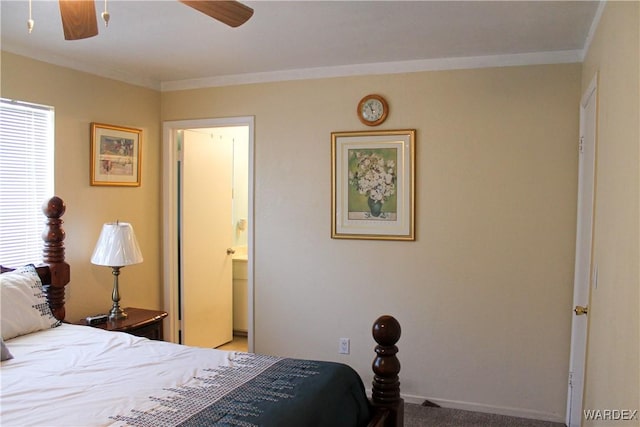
[1,196,403,427]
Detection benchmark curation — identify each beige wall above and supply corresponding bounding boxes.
[163,63,581,420]
[2,49,592,421]
[0,52,162,319]
[581,1,640,422]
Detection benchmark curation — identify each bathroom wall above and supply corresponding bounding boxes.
[230,126,249,333]
[232,127,249,250]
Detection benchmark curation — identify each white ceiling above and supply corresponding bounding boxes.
[1,1,602,91]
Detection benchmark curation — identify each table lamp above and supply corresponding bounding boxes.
[91,221,143,320]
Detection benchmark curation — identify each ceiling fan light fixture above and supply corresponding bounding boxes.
[52,0,251,41]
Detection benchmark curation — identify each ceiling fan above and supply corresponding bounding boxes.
[57,0,254,41]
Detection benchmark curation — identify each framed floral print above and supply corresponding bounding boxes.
[90,123,142,186]
[331,129,415,240]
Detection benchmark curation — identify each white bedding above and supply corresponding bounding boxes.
[0,324,243,427]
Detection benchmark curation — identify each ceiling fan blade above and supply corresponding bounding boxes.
[180,1,254,28]
[59,0,98,40]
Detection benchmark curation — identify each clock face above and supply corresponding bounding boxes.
[362,99,384,121]
[358,94,388,126]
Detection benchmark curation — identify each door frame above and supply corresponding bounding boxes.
[162,116,255,352]
[565,73,597,426]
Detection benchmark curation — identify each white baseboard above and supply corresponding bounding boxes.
[400,392,565,424]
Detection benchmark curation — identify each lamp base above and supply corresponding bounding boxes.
[108,266,127,321]
[109,306,128,321]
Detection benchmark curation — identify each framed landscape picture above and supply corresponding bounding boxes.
[331,129,415,240]
[90,123,142,186]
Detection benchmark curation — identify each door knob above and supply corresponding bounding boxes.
[226,248,236,255]
[574,305,588,316]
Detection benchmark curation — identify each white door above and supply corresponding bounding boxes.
[181,129,233,348]
[566,76,597,427]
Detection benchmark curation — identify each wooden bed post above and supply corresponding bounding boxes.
[41,196,70,321]
[371,315,403,427]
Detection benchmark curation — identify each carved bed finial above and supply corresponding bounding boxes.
[371,315,403,427]
[41,196,70,321]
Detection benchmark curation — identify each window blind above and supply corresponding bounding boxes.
[0,98,54,267]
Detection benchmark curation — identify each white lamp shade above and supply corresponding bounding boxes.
[91,222,143,267]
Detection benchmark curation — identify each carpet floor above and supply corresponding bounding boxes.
[404,403,566,427]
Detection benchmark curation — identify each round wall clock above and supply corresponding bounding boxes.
[357,94,388,126]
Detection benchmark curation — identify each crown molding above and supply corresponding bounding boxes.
[581,0,607,62]
[161,50,583,92]
[3,46,583,93]
[2,46,161,91]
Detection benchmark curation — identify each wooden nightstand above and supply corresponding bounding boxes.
[76,307,168,341]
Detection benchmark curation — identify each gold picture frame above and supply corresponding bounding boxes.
[90,123,142,187]
[331,129,415,240]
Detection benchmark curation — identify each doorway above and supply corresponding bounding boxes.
[162,117,255,352]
